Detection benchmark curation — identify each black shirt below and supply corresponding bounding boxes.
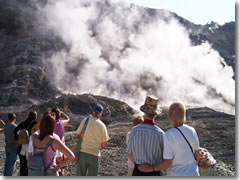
[14,117,38,140]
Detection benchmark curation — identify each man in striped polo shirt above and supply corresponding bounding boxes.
[127,95,165,176]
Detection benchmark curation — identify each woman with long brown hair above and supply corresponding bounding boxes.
[28,113,75,176]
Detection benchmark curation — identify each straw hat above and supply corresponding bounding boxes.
[140,95,162,115]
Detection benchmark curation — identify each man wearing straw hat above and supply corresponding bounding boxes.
[127,95,165,176]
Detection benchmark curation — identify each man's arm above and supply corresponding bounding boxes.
[100,124,109,148]
[154,159,172,171]
[194,149,200,164]
[0,119,5,126]
[0,120,5,132]
[138,159,173,172]
[14,121,23,140]
[101,141,107,148]
[128,153,134,164]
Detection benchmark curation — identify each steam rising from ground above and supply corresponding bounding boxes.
[38,0,235,114]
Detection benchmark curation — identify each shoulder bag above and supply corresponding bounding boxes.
[71,117,89,162]
[174,126,196,160]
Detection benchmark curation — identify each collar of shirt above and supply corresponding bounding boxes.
[142,119,155,125]
[89,115,98,121]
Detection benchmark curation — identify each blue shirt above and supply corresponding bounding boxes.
[127,123,164,165]
[4,123,18,153]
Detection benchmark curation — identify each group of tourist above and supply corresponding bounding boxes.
[0,104,109,176]
[0,95,200,176]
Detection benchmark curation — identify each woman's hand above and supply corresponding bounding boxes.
[52,166,60,173]
[74,133,80,139]
[138,164,153,172]
[0,119,5,126]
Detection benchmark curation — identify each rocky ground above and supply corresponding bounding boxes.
[0,107,235,176]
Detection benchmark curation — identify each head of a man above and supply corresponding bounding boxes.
[143,113,156,120]
[28,110,38,121]
[92,104,104,119]
[168,102,186,127]
[140,95,162,120]
[8,113,16,122]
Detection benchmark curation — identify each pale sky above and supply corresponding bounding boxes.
[126,0,235,25]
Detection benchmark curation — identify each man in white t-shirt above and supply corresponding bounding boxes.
[163,123,200,176]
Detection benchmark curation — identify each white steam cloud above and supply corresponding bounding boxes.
[38,0,235,114]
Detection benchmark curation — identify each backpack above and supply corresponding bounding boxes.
[28,136,54,176]
[18,121,31,145]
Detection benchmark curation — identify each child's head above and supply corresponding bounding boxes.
[133,115,144,126]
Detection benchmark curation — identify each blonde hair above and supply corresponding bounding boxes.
[168,102,186,126]
[133,115,144,126]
